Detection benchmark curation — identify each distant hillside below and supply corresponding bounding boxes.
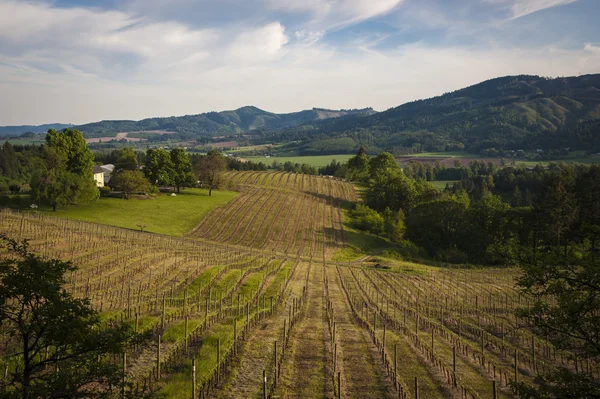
[75,107,376,138]
[0,123,73,136]
[273,74,600,153]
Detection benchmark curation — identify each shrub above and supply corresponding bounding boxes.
[8,184,20,194]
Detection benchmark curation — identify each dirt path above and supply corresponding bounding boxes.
[277,263,333,398]
[326,266,396,399]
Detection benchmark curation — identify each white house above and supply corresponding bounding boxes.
[93,165,105,187]
[100,164,115,185]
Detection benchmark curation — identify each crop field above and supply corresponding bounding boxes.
[0,172,597,398]
[190,171,357,259]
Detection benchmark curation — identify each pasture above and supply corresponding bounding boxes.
[247,154,354,168]
[47,188,238,236]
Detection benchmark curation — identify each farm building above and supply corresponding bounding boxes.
[100,164,114,185]
[93,165,104,187]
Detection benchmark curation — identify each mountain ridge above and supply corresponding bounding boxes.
[273,73,600,153]
[74,106,376,138]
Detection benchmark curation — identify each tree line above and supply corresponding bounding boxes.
[0,129,245,209]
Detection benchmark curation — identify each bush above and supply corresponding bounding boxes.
[9,184,20,194]
[0,184,8,195]
[350,204,384,236]
[98,186,111,197]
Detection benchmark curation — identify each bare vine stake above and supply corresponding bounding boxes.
[192,359,196,399]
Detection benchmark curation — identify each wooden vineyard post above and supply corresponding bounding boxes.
[453,345,457,387]
[157,335,161,380]
[492,380,497,399]
[532,336,536,374]
[234,319,238,355]
[161,294,166,329]
[121,352,127,399]
[383,324,386,360]
[431,328,434,361]
[217,339,221,383]
[337,371,341,399]
[334,343,337,373]
[263,370,267,399]
[192,358,196,399]
[481,331,485,365]
[185,316,189,352]
[414,377,419,399]
[274,340,278,386]
[394,344,398,386]
[514,350,518,383]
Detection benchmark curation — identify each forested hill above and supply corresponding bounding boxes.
[0,124,73,136]
[75,106,376,137]
[274,74,600,154]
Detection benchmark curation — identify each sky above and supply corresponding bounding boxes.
[0,0,599,125]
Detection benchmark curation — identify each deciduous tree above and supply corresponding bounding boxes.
[170,148,195,193]
[194,150,226,196]
[144,148,174,186]
[0,236,147,399]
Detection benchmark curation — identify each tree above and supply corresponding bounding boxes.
[115,147,138,171]
[346,147,370,182]
[349,204,384,236]
[194,150,226,196]
[109,170,150,199]
[45,129,94,177]
[405,191,470,258]
[383,207,405,241]
[0,141,19,179]
[513,248,600,398]
[30,146,98,212]
[144,148,174,186]
[369,152,400,180]
[170,148,195,193]
[0,236,147,399]
[533,173,578,248]
[365,168,417,214]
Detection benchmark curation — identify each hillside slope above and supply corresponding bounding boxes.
[0,123,73,136]
[75,106,376,138]
[275,74,600,153]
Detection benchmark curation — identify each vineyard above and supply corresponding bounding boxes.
[0,171,596,398]
[189,172,357,259]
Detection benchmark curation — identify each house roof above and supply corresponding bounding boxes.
[100,164,115,175]
[93,165,105,174]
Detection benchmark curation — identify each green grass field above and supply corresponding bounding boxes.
[47,188,238,236]
[431,180,458,190]
[248,154,354,168]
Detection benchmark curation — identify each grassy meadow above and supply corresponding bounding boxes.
[47,188,238,236]
[248,154,354,168]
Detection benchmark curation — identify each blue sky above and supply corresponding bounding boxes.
[0,0,598,125]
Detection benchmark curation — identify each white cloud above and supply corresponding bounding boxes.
[228,22,289,61]
[269,0,404,29]
[484,0,579,20]
[584,43,600,54]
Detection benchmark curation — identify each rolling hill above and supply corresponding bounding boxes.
[272,74,600,154]
[0,123,73,136]
[75,106,376,138]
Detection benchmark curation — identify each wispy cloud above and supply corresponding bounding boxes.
[484,0,579,20]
